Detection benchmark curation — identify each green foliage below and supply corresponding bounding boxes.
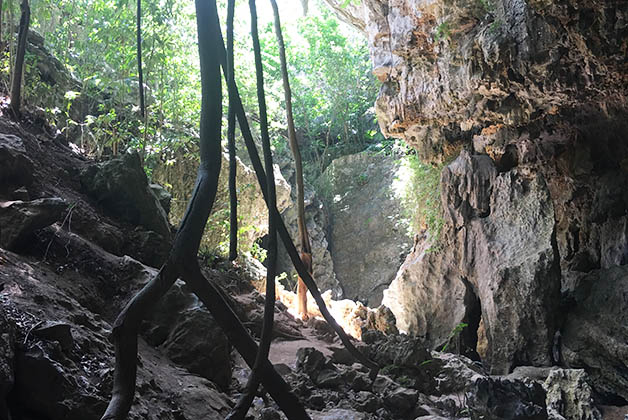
[22,0,201,157]
[441,322,468,353]
[471,0,496,20]
[284,6,379,174]
[341,0,361,7]
[400,151,445,248]
[6,0,385,258]
[434,21,451,41]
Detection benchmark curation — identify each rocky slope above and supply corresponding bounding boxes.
[325,0,628,408]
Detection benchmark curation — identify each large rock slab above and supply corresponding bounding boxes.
[325,151,412,305]
[561,265,628,403]
[80,151,171,237]
[141,281,232,390]
[0,198,66,251]
[0,134,34,194]
[0,247,231,419]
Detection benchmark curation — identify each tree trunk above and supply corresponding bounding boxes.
[9,0,28,118]
[227,0,238,261]
[270,0,313,320]
[137,0,146,160]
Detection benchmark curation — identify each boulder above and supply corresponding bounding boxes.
[325,151,413,305]
[561,265,628,402]
[0,198,66,251]
[383,387,419,416]
[149,183,172,215]
[0,311,14,420]
[466,377,548,420]
[12,342,105,419]
[0,134,34,193]
[123,228,171,268]
[276,157,341,297]
[80,152,171,237]
[363,332,430,369]
[296,347,333,384]
[544,369,602,420]
[142,280,231,390]
[365,305,398,335]
[32,322,73,352]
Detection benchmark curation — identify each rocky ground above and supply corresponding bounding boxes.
[1,103,626,420]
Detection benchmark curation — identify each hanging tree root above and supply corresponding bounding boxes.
[226,1,280,418]
[102,1,379,418]
[226,0,238,262]
[100,1,308,419]
[217,29,380,380]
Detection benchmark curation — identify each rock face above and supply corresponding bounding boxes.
[561,265,628,403]
[544,369,602,420]
[0,247,231,420]
[0,198,67,251]
[384,151,560,372]
[0,134,34,194]
[80,151,171,237]
[142,281,232,390]
[329,0,628,163]
[326,0,628,402]
[276,156,341,297]
[152,149,291,254]
[325,151,412,305]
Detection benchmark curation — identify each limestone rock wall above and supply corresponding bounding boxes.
[326,0,628,400]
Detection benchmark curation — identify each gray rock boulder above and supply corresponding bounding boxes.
[80,152,171,237]
[465,377,548,420]
[149,183,172,215]
[0,198,66,250]
[0,134,34,194]
[142,280,231,390]
[544,369,602,420]
[561,265,628,402]
[325,151,412,305]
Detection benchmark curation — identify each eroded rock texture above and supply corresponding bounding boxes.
[328,0,628,402]
[325,151,412,305]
